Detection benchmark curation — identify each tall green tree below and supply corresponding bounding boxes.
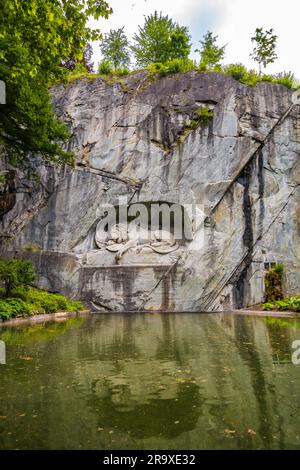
[0,0,112,167]
[62,43,95,73]
[251,28,277,73]
[100,27,131,69]
[196,31,226,69]
[132,11,191,67]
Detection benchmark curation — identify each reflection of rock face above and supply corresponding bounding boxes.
[1,313,300,449]
[1,71,300,311]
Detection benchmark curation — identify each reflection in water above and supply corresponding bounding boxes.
[0,313,300,449]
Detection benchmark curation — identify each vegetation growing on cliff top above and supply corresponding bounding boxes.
[1,3,299,172]
[0,259,83,320]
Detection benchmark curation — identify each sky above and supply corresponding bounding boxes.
[89,0,300,79]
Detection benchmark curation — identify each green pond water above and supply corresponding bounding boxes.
[0,312,300,450]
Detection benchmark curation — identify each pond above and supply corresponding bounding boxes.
[0,312,300,450]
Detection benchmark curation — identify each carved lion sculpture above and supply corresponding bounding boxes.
[95,220,179,260]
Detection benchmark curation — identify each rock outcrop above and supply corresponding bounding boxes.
[1,71,299,311]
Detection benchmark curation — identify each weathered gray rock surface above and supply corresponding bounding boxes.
[1,71,299,311]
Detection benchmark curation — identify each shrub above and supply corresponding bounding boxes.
[224,63,248,81]
[262,295,300,312]
[196,106,214,125]
[273,71,295,89]
[26,289,84,314]
[148,62,168,77]
[0,259,35,297]
[264,263,284,302]
[98,60,113,75]
[0,298,35,320]
[165,58,194,74]
[0,285,84,321]
[289,296,300,312]
[261,74,273,83]
[262,302,274,311]
[274,300,290,310]
[115,66,129,76]
[148,58,194,78]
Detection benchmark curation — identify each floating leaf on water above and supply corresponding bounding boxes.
[247,429,256,435]
[224,429,236,434]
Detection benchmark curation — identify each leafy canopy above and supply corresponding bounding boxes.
[251,28,277,73]
[100,27,131,69]
[0,258,35,296]
[0,0,112,167]
[132,11,191,67]
[196,31,226,69]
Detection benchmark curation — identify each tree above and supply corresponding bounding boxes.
[196,31,226,69]
[100,27,131,70]
[61,43,94,73]
[0,0,112,167]
[251,28,277,73]
[0,259,35,296]
[132,11,191,67]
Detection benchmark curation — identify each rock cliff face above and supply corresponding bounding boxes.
[1,71,300,311]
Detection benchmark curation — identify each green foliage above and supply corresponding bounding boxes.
[184,106,213,131]
[0,259,35,297]
[26,289,83,314]
[251,27,277,73]
[262,295,300,313]
[67,63,94,81]
[264,263,284,302]
[0,173,6,184]
[195,107,214,124]
[115,66,130,76]
[196,31,226,69]
[262,302,274,311]
[132,11,191,67]
[0,259,84,320]
[62,43,94,73]
[274,300,290,310]
[0,288,84,320]
[289,296,300,312]
[0,0,112,167]
[98,60,114,75]
[100,27,131,70]
[0,298,35,319]
[148,58,194,77]
[273,71,296,89]
[224,64,297,89]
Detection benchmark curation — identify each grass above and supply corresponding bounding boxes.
[0,287,84,321]
[262,295,300,312]
[63,61,300,91]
